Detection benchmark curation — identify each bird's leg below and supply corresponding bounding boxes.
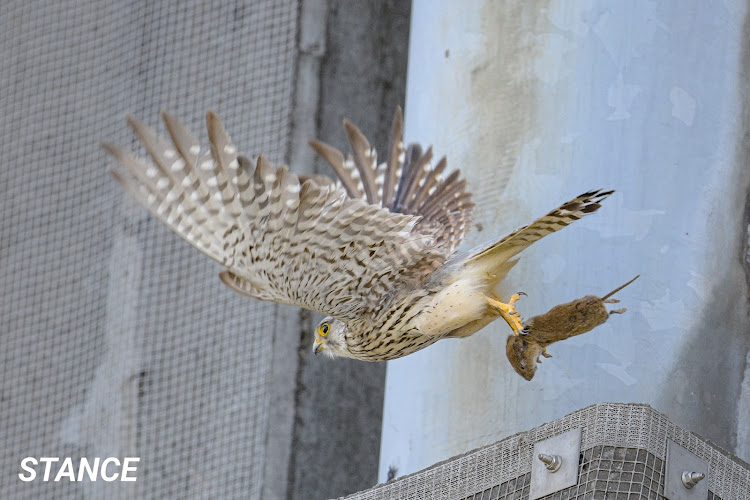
[486,293,525,336]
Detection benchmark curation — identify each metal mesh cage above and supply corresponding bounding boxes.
[1,1,298,498]
[344,403,750,500]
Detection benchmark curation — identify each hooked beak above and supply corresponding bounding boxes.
[313,338,323,355]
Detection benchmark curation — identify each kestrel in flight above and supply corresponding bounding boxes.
[104,108,612,361]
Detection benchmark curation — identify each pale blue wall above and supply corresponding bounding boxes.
[380,0,750,481]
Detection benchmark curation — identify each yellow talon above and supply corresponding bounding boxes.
[486,294,526,336]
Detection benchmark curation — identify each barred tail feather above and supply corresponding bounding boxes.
[466,189,614,282]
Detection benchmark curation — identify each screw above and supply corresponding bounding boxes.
[538,453,562,472]
[681,471,705,489]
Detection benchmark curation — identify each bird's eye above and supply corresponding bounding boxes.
[319,323,330,337]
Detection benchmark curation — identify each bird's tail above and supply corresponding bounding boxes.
[465,189,614,287]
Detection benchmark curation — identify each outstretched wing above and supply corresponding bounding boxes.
[104,111,448,322]
[309,107,474,253]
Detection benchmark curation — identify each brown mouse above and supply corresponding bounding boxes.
[506,275,639,380]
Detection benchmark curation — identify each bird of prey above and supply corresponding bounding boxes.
[104,109,612,361]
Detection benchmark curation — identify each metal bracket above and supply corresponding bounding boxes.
[529,428,582,500]
[665,440,709,499]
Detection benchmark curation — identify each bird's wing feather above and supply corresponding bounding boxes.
[106,111,448,322]
[310,107,474,253]
[306,139,362,199]
[381,107,404,208]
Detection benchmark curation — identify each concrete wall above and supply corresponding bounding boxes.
[288,1,412,499]
[380,0,750,482]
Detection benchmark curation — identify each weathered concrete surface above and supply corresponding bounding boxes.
[288,1,411,499]
[380,0,750,482]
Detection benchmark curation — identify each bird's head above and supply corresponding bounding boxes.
[313,317,351,358]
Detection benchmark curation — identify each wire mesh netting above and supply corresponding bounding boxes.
[1,1,298,497]
[462,447,664,500]
[345,403,750,500]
